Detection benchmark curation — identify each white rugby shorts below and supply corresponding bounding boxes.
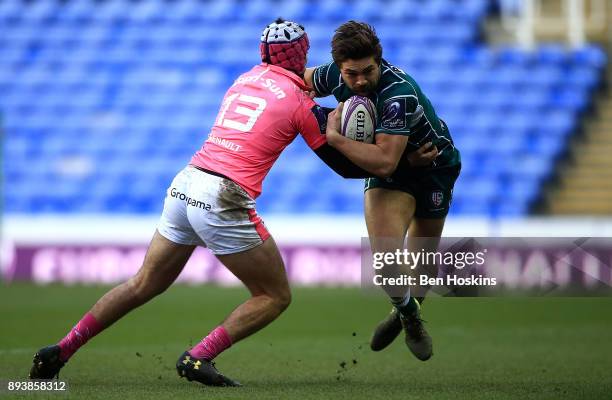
[157,166,270,255]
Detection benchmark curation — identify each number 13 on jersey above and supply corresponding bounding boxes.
[217,94,267,133]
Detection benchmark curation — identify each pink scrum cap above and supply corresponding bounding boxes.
[260,18,309,74]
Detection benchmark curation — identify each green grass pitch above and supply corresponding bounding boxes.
[1,283,611,399]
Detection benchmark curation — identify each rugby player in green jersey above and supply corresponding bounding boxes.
[305,21,461,361]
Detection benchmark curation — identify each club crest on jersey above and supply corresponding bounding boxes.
[381,97,406,130]
[310,105,327,134]
[431,191,444,208]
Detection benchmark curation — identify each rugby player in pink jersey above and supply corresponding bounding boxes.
[28,18,375,387]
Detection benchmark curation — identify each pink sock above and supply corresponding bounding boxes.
[189,326,233,361]
[58,312,103,362]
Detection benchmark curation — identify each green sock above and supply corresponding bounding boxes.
[392,296,419,318]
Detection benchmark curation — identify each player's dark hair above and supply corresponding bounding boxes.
[331,21,382,66]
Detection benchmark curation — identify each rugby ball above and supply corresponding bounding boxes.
[340,96,376,144]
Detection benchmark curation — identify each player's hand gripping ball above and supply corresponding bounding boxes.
[340,96,376,144]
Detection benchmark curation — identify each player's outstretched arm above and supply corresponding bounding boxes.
[304,68,316,91]
[314,143,372,179]
[326,103,408,178]
[300,103,371,178]
[304,67,331,98]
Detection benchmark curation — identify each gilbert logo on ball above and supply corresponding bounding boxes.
[340,96,376,144]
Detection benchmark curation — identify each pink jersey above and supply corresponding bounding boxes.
[190,64,326,199]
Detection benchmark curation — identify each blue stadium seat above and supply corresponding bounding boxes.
[566,66,600,91]
[496,46,534,66]
[550,89,590,113]
[495,201,530,217]
[572,45,607,70]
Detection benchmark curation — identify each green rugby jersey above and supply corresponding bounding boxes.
[312,59,460,169]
